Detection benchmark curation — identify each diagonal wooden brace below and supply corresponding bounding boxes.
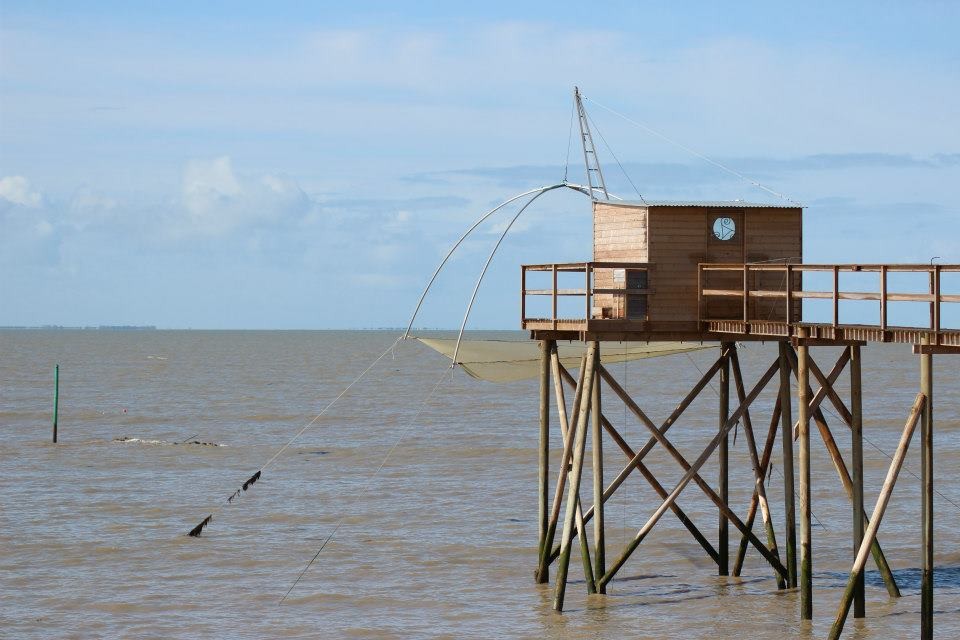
[785,346,901,597]
[546,352,726,563]
[557,362,720,566]
[828,393,925,640]
[733,395,781,576]
[729,348,785,588]
[597,359,788,589]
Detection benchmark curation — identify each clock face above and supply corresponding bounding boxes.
[713,216,736,241]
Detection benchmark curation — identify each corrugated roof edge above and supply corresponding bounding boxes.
[605,200,803,209]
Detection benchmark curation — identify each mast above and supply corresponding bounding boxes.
[574,87,609,201]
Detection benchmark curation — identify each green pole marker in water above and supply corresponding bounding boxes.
[53,364,59,443]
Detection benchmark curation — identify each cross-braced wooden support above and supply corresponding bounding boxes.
[538,341,790,612]
[533,337,944,634]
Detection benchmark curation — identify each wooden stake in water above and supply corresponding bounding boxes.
[53,364,59,443]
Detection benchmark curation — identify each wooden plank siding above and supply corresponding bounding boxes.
[593,202,648,319]
[589,204,802,328]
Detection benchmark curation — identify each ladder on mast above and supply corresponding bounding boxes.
[574,86,609,201]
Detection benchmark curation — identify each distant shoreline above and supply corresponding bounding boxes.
[0,325,158,331]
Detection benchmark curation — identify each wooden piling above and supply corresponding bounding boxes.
[785,346,901,598]
[850,345,865,618]
[920,337,933,639]
[554,342,596,611]
[733,396,781,576]
[597,359,788,590]
[779,342,798,588]
[828,393,926,640]
[537,340,552,583]
[729,347,785,588]
[591,343,605,593]
[52,364,59,443]
[537,351,586,582]
[797,331,813,620]
[719,343,731,576]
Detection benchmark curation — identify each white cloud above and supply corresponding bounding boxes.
[179,156,310,234]
[0,176,42,207]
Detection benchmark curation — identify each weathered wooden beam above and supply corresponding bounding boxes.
[597,359,787,590]
[791,347,851,440]
[536,350,586,582]
[549,360,721,567]
[805,351,854,427]
[779,342,798,589]
[729,347,785,588]
[719,343,731,576]
[828,393,926,640]
[536,339,552,583]
[797,331,813,620]
[850,345,866,617]
[554,343,597,611]
[920,339,934,639]
[786,346,901,598]
[733,396,781,577]
[597,411,720,565]
[555,353,726,537]
[913,343,960,355]
[591,343,606,593]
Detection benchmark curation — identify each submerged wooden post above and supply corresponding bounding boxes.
[537,339,552,583]
[729,347,785,588]
[779,342,798,588]
[591,342,606,593]
[920,338,934,639]
[828,393,925,640]
[718,343,731,576]
[52,363,59,443]
[797,333,813,620]
[554,342,596,611]
[850,345,866,618]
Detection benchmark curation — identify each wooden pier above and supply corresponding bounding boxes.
[523,200,957,638]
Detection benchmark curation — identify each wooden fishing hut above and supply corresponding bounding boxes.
[523,92,958,640]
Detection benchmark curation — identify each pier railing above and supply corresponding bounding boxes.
[698,263,960,343]
[521,261,653,330]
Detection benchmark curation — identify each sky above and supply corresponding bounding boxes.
[1,1,958,329]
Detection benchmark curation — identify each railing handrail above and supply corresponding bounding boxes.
[697,262,955,336]
[699,262,960,273]
[523,260,653,272]
[521,261,653,326]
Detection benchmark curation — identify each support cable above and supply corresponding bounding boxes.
[583,95,803,206]
[280,366,454,603]
[585,110,646,203]
[186,336,402,536]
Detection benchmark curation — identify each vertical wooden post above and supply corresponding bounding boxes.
[552,264,558,330]
[591,342,605,593]
[554,342,596,611]
[828,393,926,640]
[585,263,592,320]
[880,266,888,332]
[850,345,865,618]
[832,266,840,328]
[920,337,934,639]
[52,363,59,443]
[521,266,527,326]
[779,342,797,588]
[785,265,793,324]
[798,330,813,620]
[537,339,551,583]
[742,265,749,323]
[718,342,730,576]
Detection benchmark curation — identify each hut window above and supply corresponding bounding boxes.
[712,216,736,241]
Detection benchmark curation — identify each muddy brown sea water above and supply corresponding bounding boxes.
[1,330,958,639]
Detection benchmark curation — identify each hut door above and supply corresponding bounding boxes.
[704,211,745,320]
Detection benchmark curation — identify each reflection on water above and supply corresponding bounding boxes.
[1,330,958,638]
